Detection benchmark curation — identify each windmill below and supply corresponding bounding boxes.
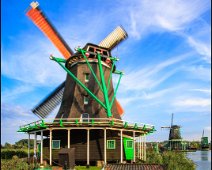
[27,1,125,120]
[201,129,209,150]
[18,1,155,168]
[161,113,182,150]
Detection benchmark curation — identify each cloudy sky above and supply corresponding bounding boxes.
[1,0,211,144]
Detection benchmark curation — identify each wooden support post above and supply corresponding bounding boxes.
[104,129,107,165]
[34,132,37,163]
[28,133,30,164]
[139,135,142,159]
[142,136,143,159]
[68,129,70,149]
[137,137,139,159]
[49,129,52,166]
[87,129,90,166]
[40,130,43,165]
[133,131,135,163]
[144,135,146,161]
[120,130,123,163]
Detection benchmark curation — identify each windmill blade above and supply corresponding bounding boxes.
[32,81,65,118]
[98,26,128,50]
[171,113,174,126]
[26,1,73,59]
[115,99,124,116]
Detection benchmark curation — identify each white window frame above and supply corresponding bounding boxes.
[84,96,89,105]
[52,140,60,149]
[81,113,89,122]
[107,140,116,149]
[126,140,133,149]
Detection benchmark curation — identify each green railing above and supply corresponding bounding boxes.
[17,118,156,134]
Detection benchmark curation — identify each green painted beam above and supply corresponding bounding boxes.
[59,119,64,127]
[114,70,124,75]
[110,73,123,109]
[109,57,119,61]
[124,122,128,128]
[78,48,103,92]
[107,62,115,91]
[50,56,107,110]
[97,53,112,117]
[40,120,47,128]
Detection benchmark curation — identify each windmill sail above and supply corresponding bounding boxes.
[98,26,128,50]
[26,1,73,59]
[32,81,65,118]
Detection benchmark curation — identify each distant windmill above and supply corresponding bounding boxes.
[161,113,182,150]
[201,129,209,150]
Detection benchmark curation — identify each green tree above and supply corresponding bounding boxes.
[4,142,12,149]
[15,139,34,148]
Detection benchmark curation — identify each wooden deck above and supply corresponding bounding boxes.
[105,164,165,170]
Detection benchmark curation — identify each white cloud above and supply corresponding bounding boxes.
[2,84,34,103]
[1,37,66,87]
[173,98,211,107]
[205,126,211,131]
[118,52,191,91]
[190,88,211,95]
[122,0,211,62]
[184,65,211,82]
[1,103,35,118]
[124,0,210,38]
[187,36,211,61]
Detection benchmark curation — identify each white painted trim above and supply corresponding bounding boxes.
[68,129,70,149]
[40,130,43,165]
[28,133,30,162]
[87,129,90,166]
[133,131,135,162]
[104,128,107,165]
[49,130,52,166]
[120,130,123,163]
[34,132,37,160]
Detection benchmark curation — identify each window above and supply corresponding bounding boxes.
[107,140,116,149]
[85,73,90,82]
[84,96,89,105]
[126,140,133,149]
[52,140,60,149]
[102,51,108,56]
[88,47,94,52]
[82,113,89,122]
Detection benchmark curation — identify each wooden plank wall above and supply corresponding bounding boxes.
[43,129,125,161]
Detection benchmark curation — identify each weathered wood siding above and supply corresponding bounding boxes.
[43,129,124,161]
[55,62,121,120]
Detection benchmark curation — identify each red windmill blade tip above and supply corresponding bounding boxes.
[116,100,124,116]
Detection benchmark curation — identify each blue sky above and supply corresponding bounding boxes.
[1,0,211,144]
